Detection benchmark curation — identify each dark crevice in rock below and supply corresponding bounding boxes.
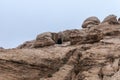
[56,38,63,44]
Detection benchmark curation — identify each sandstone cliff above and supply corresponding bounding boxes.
[0,14,120,80]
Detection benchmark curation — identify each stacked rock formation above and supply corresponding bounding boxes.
[2,14,120,80]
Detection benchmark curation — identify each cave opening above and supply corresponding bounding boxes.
[56,38,62,44]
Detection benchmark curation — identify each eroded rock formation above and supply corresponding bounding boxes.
[102,14,119,24]
[70,28,103,45]
[17,40,35,49]
[1,14,120,80]
[33,32,55,48]
[82,16,100,28]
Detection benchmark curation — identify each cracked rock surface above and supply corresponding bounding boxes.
[1,15,120,80]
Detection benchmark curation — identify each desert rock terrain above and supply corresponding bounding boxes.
[0,14,120,80]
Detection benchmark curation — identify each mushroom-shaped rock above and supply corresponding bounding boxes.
[33,32,55,48]
[82,16,100,28]
[102,14,118,24]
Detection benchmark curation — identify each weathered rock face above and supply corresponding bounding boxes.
[51,32,59,43]
[0,46,76,80]
[1,15,120,80]
[33,32,55,48]
[18,30,75,49]
[52,29,80,43]
[70,28,103,45]
[82,16,100,28]
[60,29,80,42]
[51,32,63,44]
[17,40,35,49]
[70,29,84,45]
[102,14,119,24]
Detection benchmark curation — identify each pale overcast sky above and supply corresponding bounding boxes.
[0,0,120,48]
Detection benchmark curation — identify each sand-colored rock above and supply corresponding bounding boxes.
[17,40,35,49]
[70,27,103,45]
[1,15,120,80]
[102,14,118,24]
[33,32,55,48]
[82,16,100,28]
[0,46,76,80]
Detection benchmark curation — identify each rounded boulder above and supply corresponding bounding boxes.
[82,16,100,28]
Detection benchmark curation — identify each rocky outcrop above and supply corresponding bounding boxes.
[82,16,100,28]
[0,46,76,80]
[19,30,82,48]
[1,15,120,80]
[33,32,55,48]
[61,29,78,42]
[51,32,63,44]
[70,28,103,45]
[52,29,80,43]
[17,40,35,49]
[102,14,119,24]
